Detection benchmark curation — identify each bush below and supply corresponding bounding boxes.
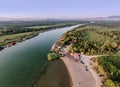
[104,79,116,87]
[47,53,60,61]
[98,56,120,87]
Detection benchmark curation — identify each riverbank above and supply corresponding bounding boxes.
[61,55,103,87]
[0,24,76,51]
[0,32,39,49]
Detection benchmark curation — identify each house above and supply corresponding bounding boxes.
[70,52,79,60]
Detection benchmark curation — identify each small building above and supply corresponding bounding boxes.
[51,44,57,52]
[70,52,79,60]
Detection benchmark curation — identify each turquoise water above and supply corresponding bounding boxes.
[0,25,80,87]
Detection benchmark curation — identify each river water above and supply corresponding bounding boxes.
[0,25,80,87]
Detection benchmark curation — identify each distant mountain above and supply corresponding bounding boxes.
[0,17,71,21]
[0,17,43,21]
[0,17,12,21]
[106,16,120,20]
[107,16,120,19]
[79,16,120,21]
[0,15,120,21]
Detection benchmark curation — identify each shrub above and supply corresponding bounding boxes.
[47,53,60,61]
[104,79,116,87]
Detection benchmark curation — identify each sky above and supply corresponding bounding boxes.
[0,0,120,18]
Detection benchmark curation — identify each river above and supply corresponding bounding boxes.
[0,25,81,87]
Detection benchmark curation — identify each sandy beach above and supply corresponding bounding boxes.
[61,55,102,87]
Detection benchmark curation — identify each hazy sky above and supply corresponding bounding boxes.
[0,0,120,18]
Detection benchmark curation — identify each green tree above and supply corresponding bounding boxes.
[104,79,116,87]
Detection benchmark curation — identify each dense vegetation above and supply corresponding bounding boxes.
[92,21,120,28]
[98,56,120,87]
[57,23,120,55]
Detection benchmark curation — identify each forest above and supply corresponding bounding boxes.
[57,22,120,55]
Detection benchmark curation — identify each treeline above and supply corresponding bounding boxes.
[98,56,120,87]
[0,24,72,36]
[0,23,72,36]
[92,21,120,28]
[0,20,88,27]
[0,20,88,36]
[57,23,120,55]
[0,27,37,36]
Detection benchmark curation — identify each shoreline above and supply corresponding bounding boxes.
[60,57,73,87]
[60,55,103,87]
[31,59,70,87]
[0,32,39,50]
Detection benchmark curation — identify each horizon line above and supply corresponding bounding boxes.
[0,15,120,19]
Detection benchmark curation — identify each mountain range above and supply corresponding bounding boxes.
[0,16,120,21]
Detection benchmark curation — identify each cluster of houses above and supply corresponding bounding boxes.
[51,43,80,61]
[50,43,89,71]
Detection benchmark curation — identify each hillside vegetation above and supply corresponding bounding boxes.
[58,24,120,55]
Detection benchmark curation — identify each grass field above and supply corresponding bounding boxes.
[0,32,32,40]
[28,23,75,29]
[0,32,38,46]
[28,25,50,29]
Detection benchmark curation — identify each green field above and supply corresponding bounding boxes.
[28,23,76,29]
[0,32,33,40]
[0,32,38,46]
[28,25,50,29]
